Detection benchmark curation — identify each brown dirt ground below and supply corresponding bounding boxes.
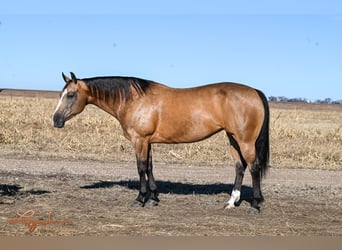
[1,157,341,236]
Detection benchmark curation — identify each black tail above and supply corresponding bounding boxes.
[255,89,270,178]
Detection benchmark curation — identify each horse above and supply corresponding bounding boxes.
[53,72,269,213]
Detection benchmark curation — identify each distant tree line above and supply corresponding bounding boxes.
[268,96,342,105]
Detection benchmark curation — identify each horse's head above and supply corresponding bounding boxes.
[53,72,88,128]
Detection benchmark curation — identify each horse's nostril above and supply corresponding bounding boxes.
[53,113,65,128]
[54,120,65,128]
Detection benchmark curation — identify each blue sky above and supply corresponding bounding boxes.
[0,1,341,101]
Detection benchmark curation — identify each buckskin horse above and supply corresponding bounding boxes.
[53,72,269,213]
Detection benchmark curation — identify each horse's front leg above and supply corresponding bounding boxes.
[144,146,159,206]
[132,154,148,207]
[131,138,158,207]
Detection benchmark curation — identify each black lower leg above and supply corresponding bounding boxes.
[226,134,247,206]
[224,161,246,208]
[133,159,148,206]
[233,161,246,191]
[250,164,264,211]
[145,152,159,206]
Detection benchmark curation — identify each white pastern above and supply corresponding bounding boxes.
[53,89,68,116]
[225,189,241,209]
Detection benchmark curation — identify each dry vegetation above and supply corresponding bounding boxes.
[0,92,341,170]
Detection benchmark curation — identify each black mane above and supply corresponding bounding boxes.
[82,76,152,102]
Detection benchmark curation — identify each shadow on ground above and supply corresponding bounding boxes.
[80,180,254,205]
[0,184,50,197]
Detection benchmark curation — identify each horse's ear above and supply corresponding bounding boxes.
[70,72,77,83]
[62,72,70,83]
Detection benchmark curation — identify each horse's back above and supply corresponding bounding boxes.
[151,81,260,100]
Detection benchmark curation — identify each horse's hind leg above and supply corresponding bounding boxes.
[224,158,246,209]
[240,141,264,213]
[249,162,264,212]
[225,133,264,212]
[224,133,247,209]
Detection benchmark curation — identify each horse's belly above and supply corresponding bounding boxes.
[150,120,221,143]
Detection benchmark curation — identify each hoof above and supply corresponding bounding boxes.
[249,207,260,214]
[131,200,144,207]
[144,198,159,207]
[223,202,235,209]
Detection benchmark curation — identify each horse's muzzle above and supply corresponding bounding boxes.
[53,113,65,128]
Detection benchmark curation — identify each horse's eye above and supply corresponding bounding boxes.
[67,92,75,98]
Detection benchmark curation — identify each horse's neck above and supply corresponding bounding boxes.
[89,97,123,120]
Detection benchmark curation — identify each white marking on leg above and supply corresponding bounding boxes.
[226,189,241,209]
[53,89,68,116]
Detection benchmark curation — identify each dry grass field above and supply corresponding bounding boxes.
[0,90,341,170]
[0,89,342,236]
